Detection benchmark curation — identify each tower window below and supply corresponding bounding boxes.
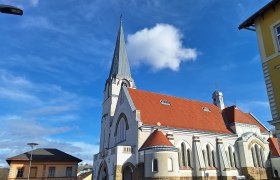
[160,100,171,106]
[152,159,158,172]
[167,158,173,172]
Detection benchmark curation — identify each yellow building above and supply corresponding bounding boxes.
[6,148,82,180]
[239,0,280,144]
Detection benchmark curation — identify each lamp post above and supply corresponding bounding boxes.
[27,143,38,180]
[0,5,23,16]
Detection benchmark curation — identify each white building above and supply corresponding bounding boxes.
[93,20,280,180]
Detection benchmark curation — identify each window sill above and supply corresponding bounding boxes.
[180,166,192,170]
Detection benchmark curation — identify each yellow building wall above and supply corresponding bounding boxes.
[8,161,78,180]
[255,1,280,122]
[258,2,280,57]
[268,57,280,117]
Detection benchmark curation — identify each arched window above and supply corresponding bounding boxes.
[187,149,192,168]
[233,152,237,168]
[206,145,212,167]
[181,143,186,167]
[260,148,265,168]
[116,118,126,143]
[168,158,173,172]
[212,150,216,168]
[152,159,158,172]
[228,147,233,168]
[251,147,258,167]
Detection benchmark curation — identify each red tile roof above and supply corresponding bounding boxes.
[268,137,280,156]
[140,130,174,149]
[223,106,267,132]
[128,88,233,134]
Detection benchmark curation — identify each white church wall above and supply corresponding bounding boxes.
[233,123,261,136]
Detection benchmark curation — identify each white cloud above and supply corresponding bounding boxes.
[127,24,198,71]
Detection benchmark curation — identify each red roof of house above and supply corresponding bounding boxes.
[268,137,280,156]
[223,106,267,132]
[128,88,233,134]
[140,130,174,149]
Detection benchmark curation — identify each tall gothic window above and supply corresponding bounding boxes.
[212,150,216,168]
[233,152,237,168]
[228,146,235,168]
[251,147,258,167]
[181,143,186,167]
[116,118,126,143]
[187,149,192,168]
[206,145,212,167]
[179,143,192,168]
[251,144,265,168]
[260,148,265,168]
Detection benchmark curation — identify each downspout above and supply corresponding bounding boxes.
[144,150,146,179]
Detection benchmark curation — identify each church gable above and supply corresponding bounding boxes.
[109,87,138,148]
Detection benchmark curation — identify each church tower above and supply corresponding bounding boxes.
[99,18,135,151]
[212,90,225,110]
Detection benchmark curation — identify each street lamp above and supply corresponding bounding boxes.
[27,143,38,180]
[0,5,23,16]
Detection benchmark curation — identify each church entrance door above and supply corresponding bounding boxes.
[122,165,133,180]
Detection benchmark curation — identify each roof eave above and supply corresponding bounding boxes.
[239,0,279,30]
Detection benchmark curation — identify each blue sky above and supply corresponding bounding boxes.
[0,0,272,166]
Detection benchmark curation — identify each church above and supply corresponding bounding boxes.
[93,20,280,180]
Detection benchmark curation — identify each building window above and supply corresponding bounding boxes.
[250,144,265,168]
[16,168,24,178]
[255,144,264,168]
[116,118,126,143]
[251,147,258,167]
[48,167,55,177]
[152,159,158,172]
[206,145,212,167]
[30,167,37,178]
[233,152,237,168]
[167,158,173,171]
[180,143,186,167]
[212,150,216,168]
[275,24,280,51]
[187,149,192,168]
[228,146,236,168]
[66,167,72,177]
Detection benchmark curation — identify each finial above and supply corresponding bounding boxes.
[120,14,122,23]
[214,82,218,91]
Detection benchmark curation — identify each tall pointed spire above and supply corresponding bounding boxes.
[109,16,132,79]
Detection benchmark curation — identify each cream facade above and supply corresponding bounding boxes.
[8,161,78,180]
[93,20,278,180]
[6,148,81,180]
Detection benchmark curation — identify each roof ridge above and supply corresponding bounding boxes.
[128,88,218,107]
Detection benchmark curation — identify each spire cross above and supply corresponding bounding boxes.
[214,82,219,91]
